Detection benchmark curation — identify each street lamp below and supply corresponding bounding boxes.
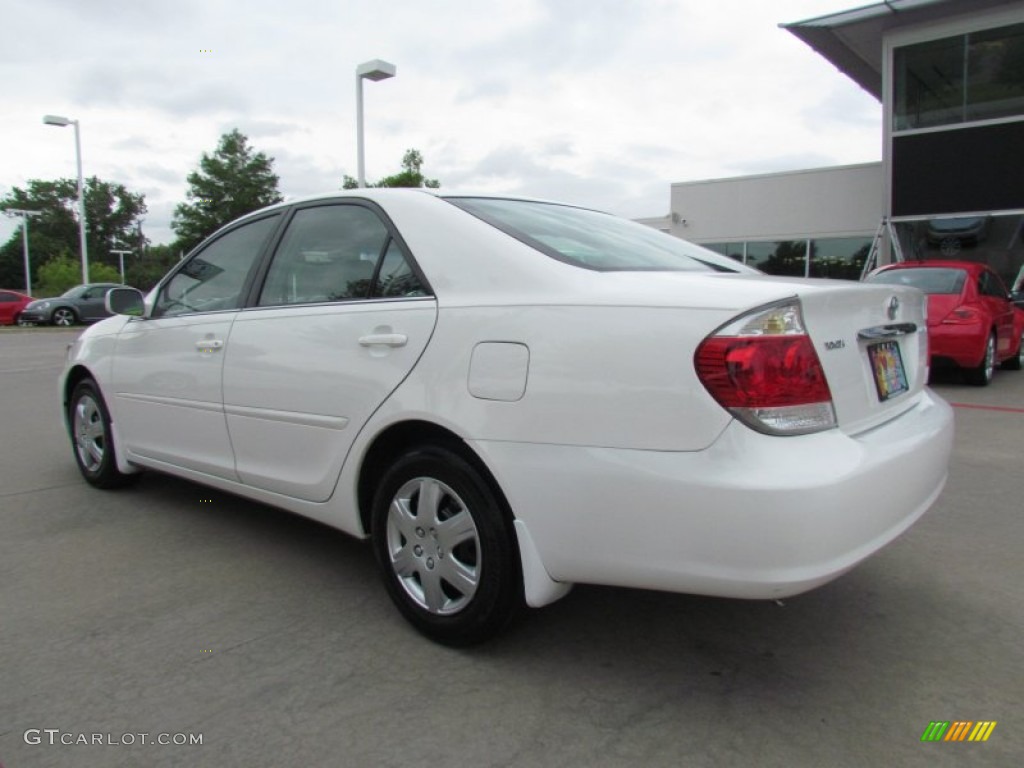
[355,59,396,188]
[110,249,132,284]
[43,114,89,284]
[4,209,41,294]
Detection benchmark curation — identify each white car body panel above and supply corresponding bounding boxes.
[60,189,955,610]
[223,299,437,501]
[111,312,239,479]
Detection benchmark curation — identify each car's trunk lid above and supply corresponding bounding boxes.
[797,283,929,435]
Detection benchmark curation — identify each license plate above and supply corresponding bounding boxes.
[868,340,909,401]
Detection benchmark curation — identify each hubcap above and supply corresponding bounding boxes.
[54,309,74,326]
[386,477,480,615]
[73,395,106,472]
[984,336,995,381]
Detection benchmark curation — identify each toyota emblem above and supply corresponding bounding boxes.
[887,296,900,320]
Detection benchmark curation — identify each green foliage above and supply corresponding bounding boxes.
[342,149,441,190]
[0,177,146,291]
[172,129,283,255]
[35,255,121,297]
[124,243,182,292]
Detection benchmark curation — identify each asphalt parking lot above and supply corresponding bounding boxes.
[1,327,1021,768]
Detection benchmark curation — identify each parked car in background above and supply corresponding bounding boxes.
[926,216,990,255]
[19,283,123,326]
[866,260,1023,384]
[0,289,35,325]
[60,190,954,645]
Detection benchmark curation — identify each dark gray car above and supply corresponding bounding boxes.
[18,283,123,326]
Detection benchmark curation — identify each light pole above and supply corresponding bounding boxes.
[4,209,41,294]
[42,114,89,284]
[111,249,132,284]
[355,59,396,188]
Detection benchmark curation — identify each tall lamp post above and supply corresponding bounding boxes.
[4,209,41,294]
[110,248,132,284]
[355,59,396,188]
[42,114,89,284]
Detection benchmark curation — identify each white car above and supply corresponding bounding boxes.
[61,190,954,645]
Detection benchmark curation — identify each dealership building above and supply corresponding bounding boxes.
[645,0,1024,291]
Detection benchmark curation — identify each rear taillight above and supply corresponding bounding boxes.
[695,299,836,436]
[941,307,982,325]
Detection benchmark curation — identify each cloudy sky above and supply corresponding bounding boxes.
[1,0,882,247]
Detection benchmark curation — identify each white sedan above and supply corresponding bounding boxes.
[61,190,954,645]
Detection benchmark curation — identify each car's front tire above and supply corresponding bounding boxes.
[965,332,996,386]
[371,443,523,646]
[52,307,78,327]
[68,379,136,489]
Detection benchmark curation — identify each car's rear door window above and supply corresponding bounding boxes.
[257,204,428,306]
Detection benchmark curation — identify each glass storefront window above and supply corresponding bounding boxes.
[809,237,872,280]
[892,213,1024,293]
[745,241,807,277]
[894,36,964,130]
[894,23,1024,131]
[701,242,745,262]
[967,24,1024,123]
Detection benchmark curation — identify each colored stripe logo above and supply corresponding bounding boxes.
[921,721,997,742]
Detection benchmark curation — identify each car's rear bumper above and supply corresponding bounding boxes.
[928,323,987,368]
[472,389,953,600]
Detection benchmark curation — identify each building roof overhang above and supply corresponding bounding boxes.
[781,0,1016,101]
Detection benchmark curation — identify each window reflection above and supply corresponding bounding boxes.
[745,241,806,277]
[893,213,1024,293]
[810,238,872,280]
[894,22,1024,131]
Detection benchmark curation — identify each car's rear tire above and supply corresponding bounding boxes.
[371,443,523,646]
[965,332,996,386]
[52,307,78,327]
[68,379,137,489]
[1001,331,1023,371]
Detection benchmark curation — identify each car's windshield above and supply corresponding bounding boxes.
[61,286,87,298]
[446,197,754,273]
[866,267,967,295]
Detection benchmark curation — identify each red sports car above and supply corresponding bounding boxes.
[0,289,35,326]
[866,260,1024,385]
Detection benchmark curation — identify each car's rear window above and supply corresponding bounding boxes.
[446,197,753,273]
[866,267,967,295]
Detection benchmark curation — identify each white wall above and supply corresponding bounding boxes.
[668,162,883,243]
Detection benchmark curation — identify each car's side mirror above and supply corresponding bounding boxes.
[106,287,146,317]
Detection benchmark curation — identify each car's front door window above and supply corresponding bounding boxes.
[257,205,392,307]
[155,214,280,317]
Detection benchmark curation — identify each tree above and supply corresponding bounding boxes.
[0,178,146,290]
[342,149,441,189]
[124,243,181,292]
[172,129,283,255]
[35,255,122,297]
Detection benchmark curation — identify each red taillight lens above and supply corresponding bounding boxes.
[695,299,836,436]
[696,335,832,407]
[942,307,982,324]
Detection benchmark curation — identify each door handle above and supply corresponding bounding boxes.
[195,339,224,352]
[359,333,408,348]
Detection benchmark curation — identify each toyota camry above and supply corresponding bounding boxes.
[60,190,954,645]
